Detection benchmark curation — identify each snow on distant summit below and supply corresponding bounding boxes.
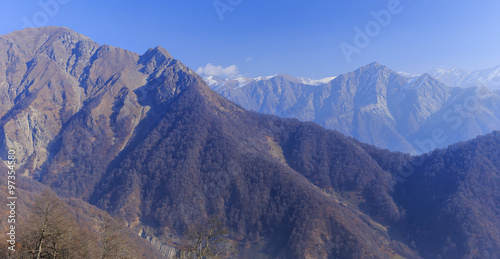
[203,75,226,88]
[297,76,336,86]
[201,74,335,90]
[203,63,500,92]
[430,65,500,90]
[201,74,279,90]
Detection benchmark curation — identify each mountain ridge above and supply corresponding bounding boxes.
[430,65,500,90]
[207,62,500,154]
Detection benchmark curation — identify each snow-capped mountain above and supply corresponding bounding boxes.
[430,65,500,90]
[297,76,336,86]
[202,74,336,90]
[203,75,226,88]
[203,62,500,154]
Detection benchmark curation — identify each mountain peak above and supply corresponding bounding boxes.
[368,61,383,66]
[147,46,173,59]
[138,46,175,74]
[352,62,390,76]
[6,26,80,37]
[273,73,300,82]
[2,26,94,47]
[141,46,173,61]
[366,61,385,69]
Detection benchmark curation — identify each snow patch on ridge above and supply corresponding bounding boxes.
[203,73,339,90]
[298,77,336,86]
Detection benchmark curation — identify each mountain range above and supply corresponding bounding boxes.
[204,65,500,154]
[430,65,500,90]
[1,27,499,258]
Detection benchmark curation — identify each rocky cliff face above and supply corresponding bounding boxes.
[0,27,98,173]
[0,27,200,179]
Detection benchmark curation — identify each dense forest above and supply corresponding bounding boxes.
[394,131,500,258]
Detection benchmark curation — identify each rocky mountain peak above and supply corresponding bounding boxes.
[270,73,303,84]
[1,26,97,58]
[0,26,210,178]
[355,61,389,74]
[139,46,174,70]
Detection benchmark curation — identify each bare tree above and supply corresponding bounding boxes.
[180,217,236,259]
[19,190,92,259]
[99,216,131,259]
[22,190,71,258]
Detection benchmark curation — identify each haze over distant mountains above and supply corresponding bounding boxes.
[1,27,500,258]
[430,65,500,90]
[204,64,500,154]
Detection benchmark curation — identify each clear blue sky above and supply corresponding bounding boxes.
[1,0,499,79]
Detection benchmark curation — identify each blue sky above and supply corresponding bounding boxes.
[1,0,499,79]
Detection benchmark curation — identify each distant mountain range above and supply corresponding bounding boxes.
[204,64,500,154]
[430,65,500,90]
[1,27,500,258]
